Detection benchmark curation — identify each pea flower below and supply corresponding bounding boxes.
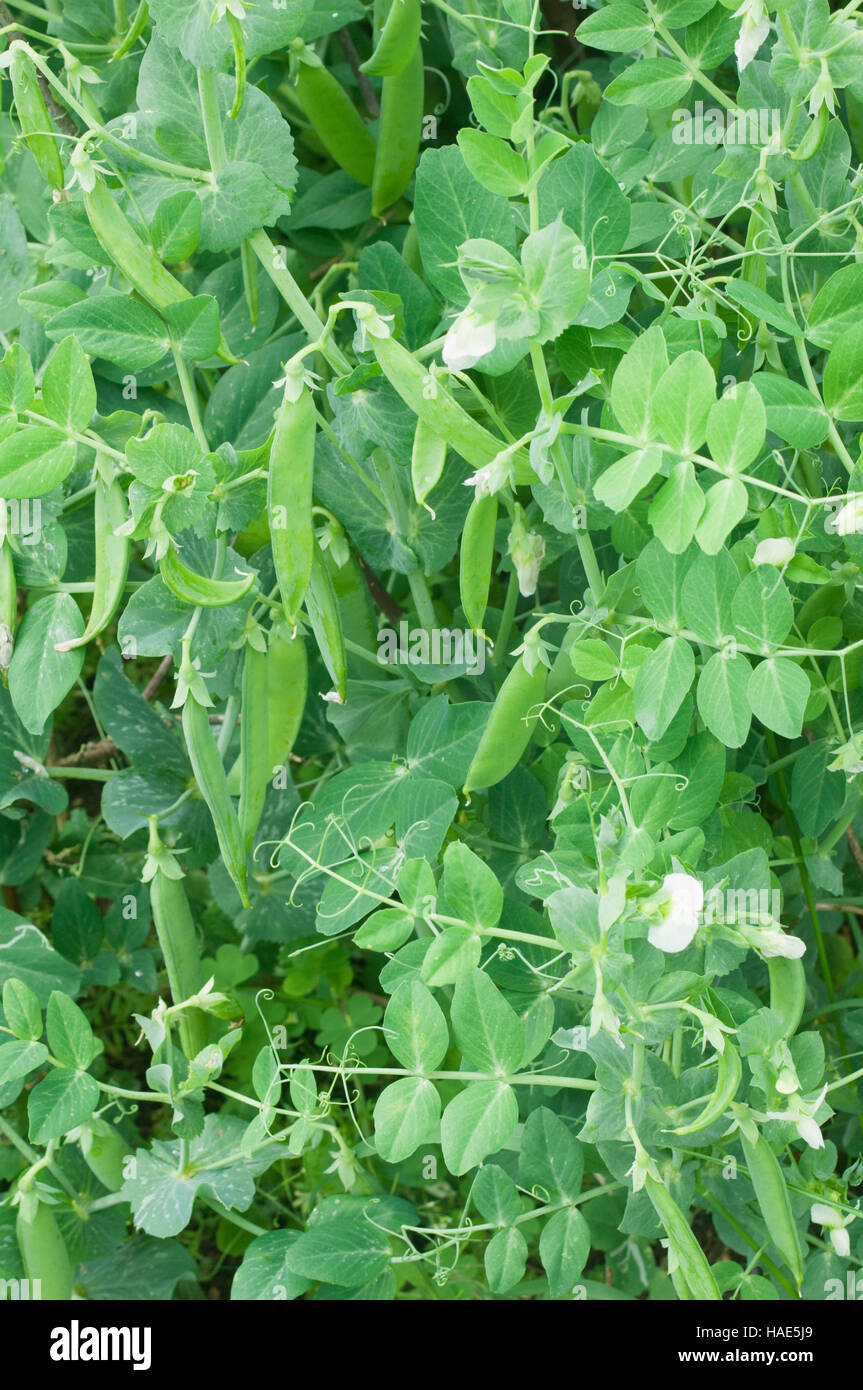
[810,1202,854,1258]
[742,924,806,959]
[782,1084,829,1149]
[734,0,770,71]
[442,308,497,372]
[508,507,545,596]
[647,872,703,953]
[832,495,863,535]
[753,536,794,566]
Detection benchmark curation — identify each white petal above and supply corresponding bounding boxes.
[648,914,699,953]
[753,537,794,566]
[797,1116,825,1149]
[830,1227,851,1258]
[759,929,806,959]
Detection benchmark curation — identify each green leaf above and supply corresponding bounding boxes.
[441,842,503,930]
[610,325,668,443]
[705,382,766,471]
[0,914,80,1005]
[750,374,828,449]
[8,594,85,735]
[790,740,844,836]
[724,281,800,337]
[283,1211,392,1287]
[46,991,99,1070]
[0,427,77,499]
[1,978,43,1041]
[807,264,863,349]
[373,1076,441,1162]
[652,351,715,454]
[732,566,793,649]
[823,324,863,421]
[605,58,692,107]
[0,1039,48,1087]
[648,459,705,553]
[633,636,695,741]
[40,337,97,433]
[537,143,631,257]
[456,129,527,196]
[484,1225,528,1293]
[383,979,449,1072]
[680,548,738,645]
[521,219,591,342]
[231,1230,311,1300]
[696,652,753,747]
[151,189,202,262]
[539,1206,590,1297]
[594,445,662,511]
[748,658,809,738]
[578,3,654,50]
[694,477,749,554]
[162,295,222,361]
[414,146,517,306]
[46,289,170,370]
[473,1164,521,1225]
[451,969,525,1074]
[28,1068,100,1143]
[440,1081,518,1175]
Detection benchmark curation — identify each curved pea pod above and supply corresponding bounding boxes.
[0,535,16,676]
[238,637,269,856]
[369,332,533,480]
[147,823,208,1057]
[371,41,424,216]
[80,1118,131,1192]
[16,1190,74,1300]
[791,100,828,162]
[740,1132,804,1288]
[323,546,377,663]
[644,1175,721,1301]
[411,417,447,507]
[160,546,255,608]
[304,540,347,703]
[460,494,497,633]
[268,384,315,628]
[182,696,250,908]
[9,46,64,191]
[361,0,422,76]
[768,956,806,1040]
[266,623,308,773]
[294,43,377,186]
[463,654,547,793]
[55,473,130,651]
[673,1043,742,1135]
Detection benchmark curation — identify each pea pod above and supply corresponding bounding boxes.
[463,653,547,793]
[305,539,347,702]
[16,1188,74,1300]
[293,41,377,186]
[0,534,17,676]
[9,46,64,191]
[238,637,269,854]
[460,494,497,633]
[369,331,532,479]
[411,417,447,506]
[768,956,806,1040]
[160,546,255,608]
[226,623,307,798]
[673,1043,742,1136]
[268,383,316,627]
[361,0,422,77]
[371,40,424,216]
[182,696,251,908]
[740,1132,804,1287]
[80,1118,131,1192]
[55,471,130,651]
[644,1174,721,1301]
[323,546,377,666]
[791,99,829,162]
[147,822,209,1057]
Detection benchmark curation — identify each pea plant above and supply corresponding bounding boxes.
[1,0,863,1306]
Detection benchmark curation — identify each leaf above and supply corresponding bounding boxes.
[282,1210,392,1287]
[680,548,738,644]
[823,324,863,421]
[724,280,800,336]
[610,325,668,442]
[636,538,695,628]
[46,991,99,1070]
[0,1039,48,1088]
[578,3,654,50]
[732,566,793,649]
[162,295,221,361]
[40,337,97,433]
[440,1081,519,1175]
[750,374,828,449]
[539,1206,590,1297]
[383,980,449,1072]
[648,460,705,552]
[421,927,482,986]
[414,145,517,306]
[45,288,170,370]
[604,58,692,107]
[231,1230,311,1300]
[28,1068,100,1143]
[790,740,844,837]
[0,913,80,1004]
[484,1226,528,1293]
[694,477,748,554]
[441,842,503,930]
[633,636,695,741]
[537,143,631,257]
[652,351,715,454]
[696,652,753,747]
[457,129,527,196]
[706,382,766,471]
[748,658,809,738]
[8,594,85,735]
[151,189,202,262]
[451,969,525,1074]
[521,219,591,341]
[0,427,77,499]
[807,264,863,349]
[594,445,662,512]
[1,978,43,1041]
[373,1077,441,1162]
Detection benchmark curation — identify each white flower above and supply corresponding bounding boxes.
[463,447,514,500]
[811,1202,854,1258]
[648,873,703,954]
[757,927,806,959]
[753,536,794,567]
[508,508,545,596]
[442,309,497,372]
[734,0,770,70]
[782,1084,829,1149]
[589,990,624,1048]
[832,496,863,535]
[797,1114,825,1148]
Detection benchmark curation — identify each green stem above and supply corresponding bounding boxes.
[249,229,350,375]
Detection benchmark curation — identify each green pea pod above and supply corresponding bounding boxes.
[0,535,16,677]
[294,42,377,186]
[80,1118,131,1192]
[768,956,806,1040]
[369,332,533,480]
[644,1175,721,1301]
[305,539,347,702]
[225,9,246,119]
[147,825,209,1058]
[16,1190,74,1300]
[740,1132,804,1287]
[463,654,547,793]
[238,637,269,855]
[371,41,424,216]
[791,100,829,162]
[673,1043,742,1135]
[182,697,251,908]
[361,0,422,76]
[460,494,497,633]
[55,472,130,651]
[266,623,308,773]
[112,1,150,61]
[411,416,447,506]
[268,384,316,627]
[10,46,64,191]
[323,546,378,664]
[160,546,255,607]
